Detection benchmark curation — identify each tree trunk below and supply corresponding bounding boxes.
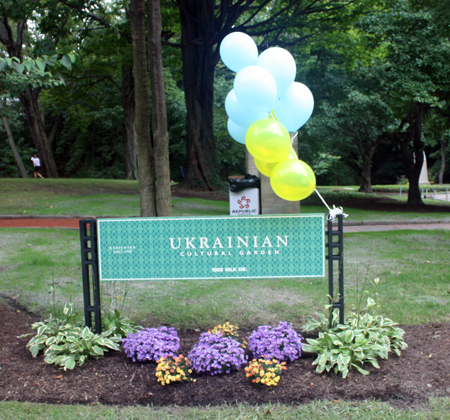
[48,111,63,146]
[178,0,219,190]
[19,88,59,178]
[148,0,172,216]
[408,151,423,205]
[121,65,138,180]
[0,99,28,178]
[357,145,375,193]
[439,136,446,185]
[128,0,157,217]
[406,105,425,206]
[358,161,373,193]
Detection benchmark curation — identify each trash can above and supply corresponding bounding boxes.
[229,174,260,216]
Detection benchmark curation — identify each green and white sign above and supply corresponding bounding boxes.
[97,214,325,281]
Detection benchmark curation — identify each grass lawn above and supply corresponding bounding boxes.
[0,178,231,217]
[1,398,450,419]
[1,178,449,222]
[1,227,449,328]
[301,204,450,222]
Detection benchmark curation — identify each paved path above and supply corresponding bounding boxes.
[0,215,449,232]
[0,216,86,229]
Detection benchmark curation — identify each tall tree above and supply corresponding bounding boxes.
[0,98,27,177]
[173,0,366,190]
[128,0,157,216]
[56,2,139,179]
[361,0,450,205]
[0,55,72,177]
[121,64,137,179]
[0,0,75,177]
[304,55,396,193]
[148,0,172,216]
[305,0,450,200]
[63,0,364,191]
[64,0,171,214]
[285,2,394,192]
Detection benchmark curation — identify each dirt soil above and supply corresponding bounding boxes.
[1,299,449,409]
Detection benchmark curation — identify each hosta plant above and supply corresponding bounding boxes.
[188,332,247,375]
[302,308,340,333]
[122,326,180,362]
[155,354,195,385]
[21,303,121,370]
[245,358,286,386]
[302,298,408,378]
[102,309,142,338]
[248,321,303,362]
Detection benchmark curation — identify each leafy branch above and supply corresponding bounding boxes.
[0,53,77,93]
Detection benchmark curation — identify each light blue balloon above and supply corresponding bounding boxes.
[233,65,277,113]
[225,89,269,128]
[220,32,258,73]
[227,118,247,144]
[275,82,314,132]
[256,47,296,99]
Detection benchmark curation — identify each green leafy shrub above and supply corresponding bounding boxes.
[21,303,121,370]
[302,298,407,378]
[102,309,141,337]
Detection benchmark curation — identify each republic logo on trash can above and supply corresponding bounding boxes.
[230,191,259,215]
[97,214,325,281]
[229,174,260,216]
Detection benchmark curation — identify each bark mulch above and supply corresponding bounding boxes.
[1,299,449,408]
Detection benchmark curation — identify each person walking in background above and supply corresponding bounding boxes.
[31,154,44,178]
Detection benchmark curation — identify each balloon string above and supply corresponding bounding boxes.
[291,131,298,150]
[314,189,349,222]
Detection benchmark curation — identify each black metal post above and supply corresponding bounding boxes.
[79,219,102,333]
[326,214,345,325]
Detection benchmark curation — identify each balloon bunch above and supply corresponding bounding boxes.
[220,32,316,202]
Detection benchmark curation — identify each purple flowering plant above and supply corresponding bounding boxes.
[248,321,303,362]
[188,332,248,375]
[122,326,180,362]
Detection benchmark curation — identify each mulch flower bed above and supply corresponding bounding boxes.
[1,299,449,408]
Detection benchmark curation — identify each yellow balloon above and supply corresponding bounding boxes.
[254,148,298,177]
[270,159,316,201]
[245,118,291,162]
